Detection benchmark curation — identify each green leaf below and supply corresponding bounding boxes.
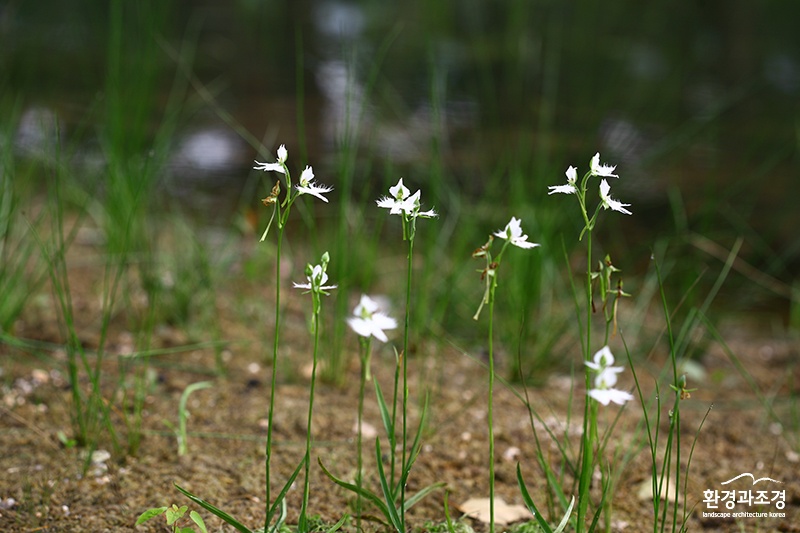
[135,506,168,526]
[190,510,208,533]
[166,504,188,525]
[266,458,304,527]
[174,483,253,533]
[403,392,430,480]
[324,513,349,533]
[516,464,553,533]
[374,380,394,446]
[259,204,277,242]
[375,439,403,531]
[404,481,446,511]
[552,496,575,533]
[318,457,391,527]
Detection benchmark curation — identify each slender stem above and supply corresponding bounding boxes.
[577,228,594,532]
[400,224,414,532]
[389,347,399,493]
[264,223,283,531]
[299,293,322,533]
[487,277,497,533]
[356,337,370,532]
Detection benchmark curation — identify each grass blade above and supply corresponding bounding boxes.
[552,496,575,533]
[374,380,395,445]
[517,463,553,533]
[318,457,392,525]
[174,483,252,533]
[324,513,349,533]
[267,458,304,526]
[403,481,446,510]
[376,438,403,531]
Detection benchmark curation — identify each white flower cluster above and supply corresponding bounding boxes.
[254,144,334,203]
[548,152,632,215]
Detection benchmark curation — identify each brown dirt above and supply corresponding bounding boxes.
[1,233,799,533]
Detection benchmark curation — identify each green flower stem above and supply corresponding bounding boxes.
[400,214,415,532]
[356,336,372,532]
[389,348,400,495]
[264,163,293,531]
[485,240,510,533]
[264,218,284,531]
[487,275,498,533]
[577,226,596,532]
[299,289,323,533]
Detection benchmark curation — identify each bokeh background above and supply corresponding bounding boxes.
[3,0,799,331]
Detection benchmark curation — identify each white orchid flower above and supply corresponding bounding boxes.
[588,387,634,406]
[599,179,632,215]
[584,345,633,406]
[295,166,333,203]
[493,217,540,249]
[389,178,410,200]
[293,264,337,293]
[347,295,397,343]
[377,178,437,218]
[254,144,288,174]
[584,346,623,372]
[589,152,619,178]
[548,166,578,195]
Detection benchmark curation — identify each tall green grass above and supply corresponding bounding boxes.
[0,105,48,334]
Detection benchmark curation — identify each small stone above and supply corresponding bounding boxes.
[502,446,521,462]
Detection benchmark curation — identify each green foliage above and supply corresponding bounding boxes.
[0,107,47,333]
[320,363,444,531]
[419,517,476,533]
[517,465,575,533]
[135,503,208,533]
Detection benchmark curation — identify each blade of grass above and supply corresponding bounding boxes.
[174,483,253,533]
[318,457,392,527]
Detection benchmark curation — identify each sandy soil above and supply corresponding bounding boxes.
[1,236,798,533]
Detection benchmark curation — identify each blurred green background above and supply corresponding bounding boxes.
[2,0,798,330]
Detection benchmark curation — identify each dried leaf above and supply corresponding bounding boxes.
[458,497,532,525]
[636,475,681,503]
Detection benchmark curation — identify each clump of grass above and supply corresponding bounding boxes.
[0,109,47,333]
[32,155,122,457]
